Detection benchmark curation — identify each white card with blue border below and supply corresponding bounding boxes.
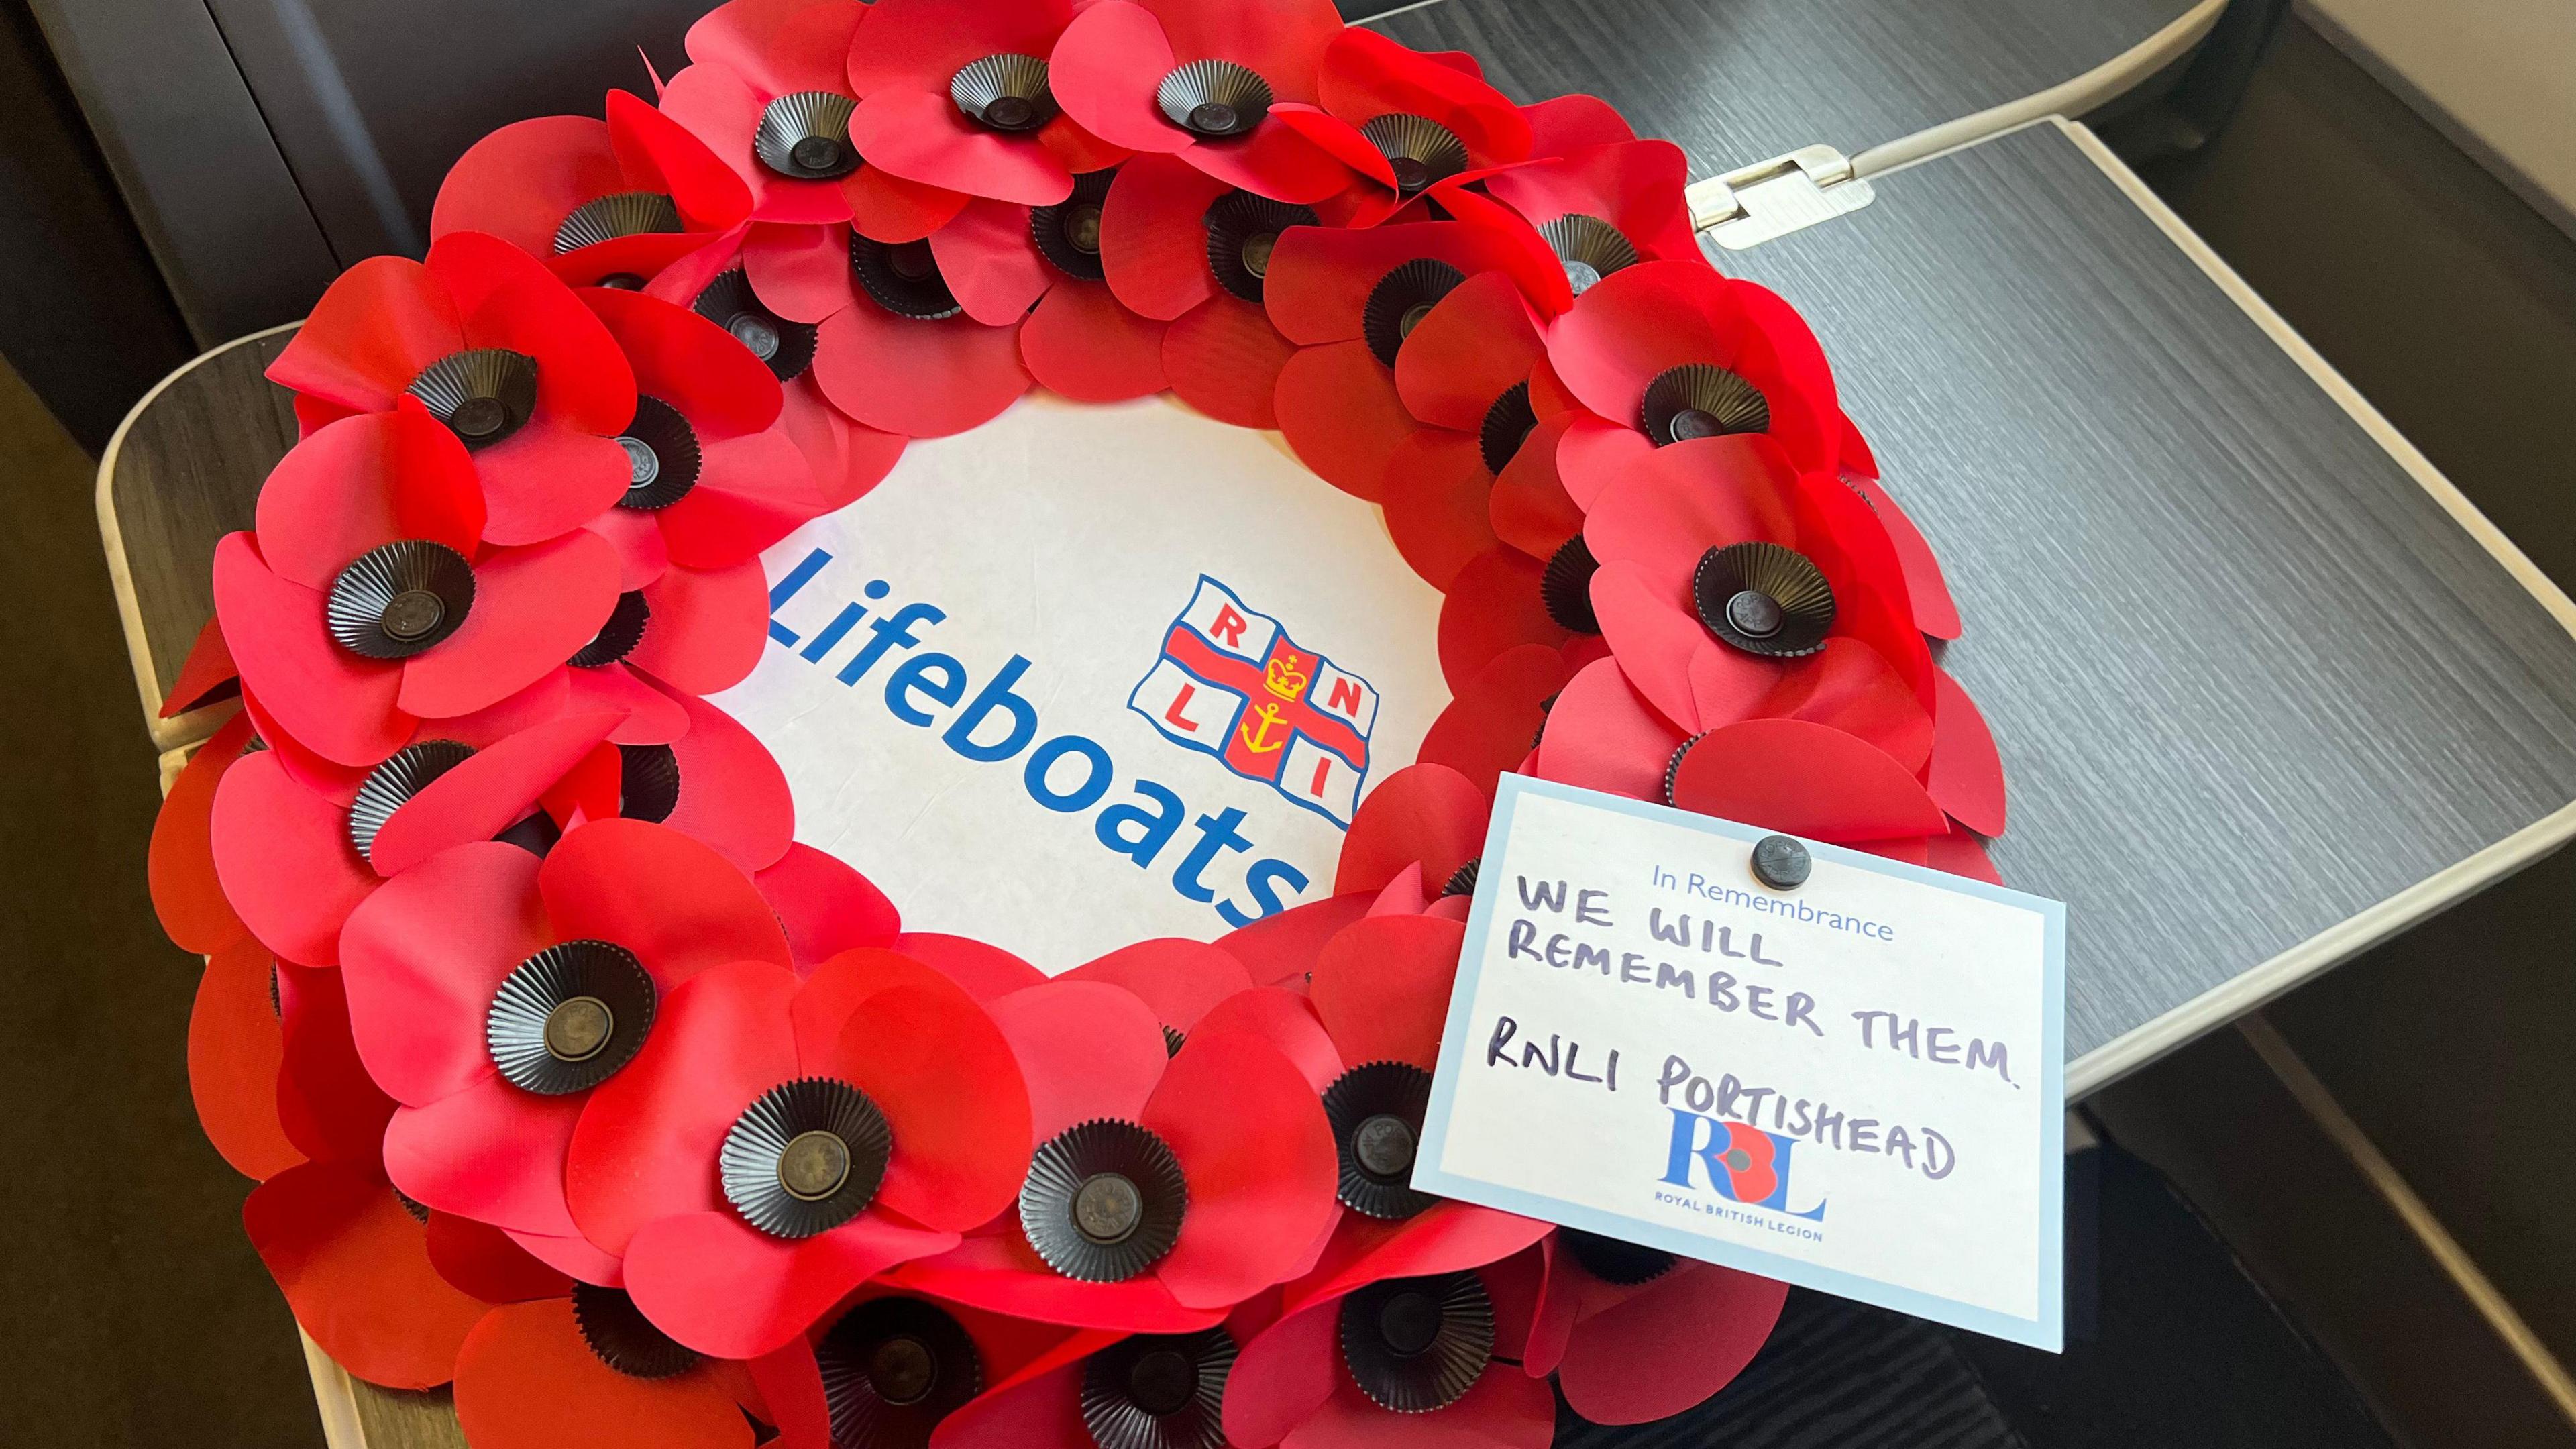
[1415,773,2068,1351]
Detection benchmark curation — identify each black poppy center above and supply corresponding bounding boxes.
[852,234,963,320]
[1561,1228,1679,1285]
[1075,1172,1144,1244]
[347,739,476,863]
[869,1336,938,1405]
[1352,1114,1417,1178]
[408,348,537,449]
[890,242,934,280]
[1725,588,1783,638]
[1360,114,1468,195]
[1640,362,1771,446]
[381,589,445,641]
[1240,232,1276,275]
[694,270,818,381]
[1722,1147,1755,1172]
[986,95,1036,129]
[1204,192,1315,303]
[953,54,1054,132]
[1389,156,1430,193]
[1360,258,1466,368]
[543,996,613,1061]
[620,437,659,487]
[734,313,782,358]
[720,1077,892,1238]
[1378,1290,1442,1356]
[327,540,475,660]
[616,395,703,510]
[1399,302,1433,338]
[449,396,507,441]
[1670,408,1722,441]
[1324,1061,1438,1219]
[573,1282,701,1379]
[1339,1272,1495,1413]
[756,91,861,180]
[796,136,844,171]
[1191,102,1237,134]
[1538,214,1640,298]
[1159,60,1271,138]
[1063,204,1102,254]
[1127,1348,1196,1415]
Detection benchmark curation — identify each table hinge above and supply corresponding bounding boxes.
[1686,145,1876,250]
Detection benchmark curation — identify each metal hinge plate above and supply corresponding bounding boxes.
[1686,145,1876,250]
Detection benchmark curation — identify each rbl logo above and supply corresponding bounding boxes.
[1128,578,1377,826]
[1661,1110,1829,1221]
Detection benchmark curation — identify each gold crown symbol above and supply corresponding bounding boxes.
[1264,653,1310,701]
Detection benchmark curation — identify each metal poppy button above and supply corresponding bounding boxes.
[1352,1114,1416,1178]
[620,436,660,488]
[1389,156,1430,193]
[1725,589,1784,639]
[730,313,781,359]
[542,996,614,1062]
[791,136,845,173]
[1075,1173,1144,1243]
[380,589,445,641]
[1126,1348,1197,1415]
[1189,102,1237,134]
[868,1335,938,1405]
[448,395,508,439]
[779,1130,853,1201]
[1377,1291,1442,1356]
[1752,833,1811,890]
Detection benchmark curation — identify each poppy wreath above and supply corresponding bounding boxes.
[147,0,2014,1445]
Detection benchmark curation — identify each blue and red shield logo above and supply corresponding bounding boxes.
[1128,578,1376,826]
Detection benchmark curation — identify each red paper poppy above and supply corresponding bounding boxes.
[432,89,755,290]
[661,0,968,237]
[1267,28,1533,230]
[274,957,398,1165]
[1226,1247,1553,1449]
[580,286,826,580]
[335,820,793,1244]
[212,411,623,769]
[1332,763,1487,905]
[737,217,1035,437]
[1094,154,1305,422]
[1266,218,1562,503]
[268,231,640,546]
[1464,137,1701,295]
[844,0,1130,206]
[150,710,255,956]
[564,946,1031,1357]
[755,841,904,972]
[888,979,1335,1330]
[1525,1231,1786,1426]
[208,708,621,967]
[451,1291,776,1449]
[245,1157,492,1390]
[758,1283,1109,1449]
[1049,0,1352,203]
[1575,430,1934,765]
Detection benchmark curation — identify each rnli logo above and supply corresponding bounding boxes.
[1128,578,1377,826]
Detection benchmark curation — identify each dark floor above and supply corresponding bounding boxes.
[5,7,2576,1449]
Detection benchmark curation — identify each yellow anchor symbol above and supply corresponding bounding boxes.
[1238,700,1289,755]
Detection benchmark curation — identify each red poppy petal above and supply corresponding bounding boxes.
[1927,830,2003,884]
[256,411,485,590]
[466,422,636,548]
[1393,272,1544,431]
[384,1075,584,1238]
[541,816,793,978]
[845,164,973,241]
[588,506,673,592]
[747,1337,832,1449]
[780,372,910,507]
[1190,985,1340,1092]
[812,302,1030,437]
[757,843,902,969]
[1223,1297,1338,1448]
[246,1161,487,1389]
[1274,342,1411,501]
[928,197,1059,323]
[1739,638,1929,772]
[889,1234,1225,1332]
[1555,1265,1786,1424]
[1489,415,1583,558]
[268,255,463,413]
[826,982,1033,1230]
[1139,1031,1337,1308]
[1553,415,1650,512]
[152,714,252,953]
[1532,657,1682,802]
[566,663,692,744]
[1845,472,1960,640]
[162,614,239,718]
[1319,29,1532,167]
[433,232,638,438]
[653,686,798,871]
[1336,764,1485,896]
[586,285,782,437]
[190,941,303,1181]
[1309,915,1463,1071]
[743,221,861,323]
[1584,437,1797,602]
[1436,547,1568,694]
[1289,1201,1553,1311]
[339,841,547,1104]
[1162,295,1294,429]
[991,979,1169,1144]
[424,1212,571,1303]
[213,534,412,767]
[1523,94,1636,156]
[209,750,377,968]
[607,87,755,231]
[1927,667,2007,836]
[1546,258,1743,426]
[508,1228,625,1287]
[1153,0,1340,97]
[398,531,619,720]
[628,1209,955,1358]
[658,429,824,570]
[1021,279,1171,401]
[853,89,1075,207]
[1212,892,1371,989]
[1178,117,1354,204]
[628,559,766,694]
[890,931,1047,1000]
[1585,561,1711,732]
[566,959,801,1255]
[1101,154,1228,321]
[429,115,620,254]
[1380,427,1497,590]
[845,0,1071,92]
[1265,104,1396,191]
[1420,645,1571,796]
[1062,938,1253,1032]
[1485,138,1697,264]
[370,710,623,876]
[784,945,942,1065]
[1048,1,1186,154]
[932,1360,1088,1449]
[276,963,390,1168]
[455,1297,757,1449]
[1668,718,1949,842]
